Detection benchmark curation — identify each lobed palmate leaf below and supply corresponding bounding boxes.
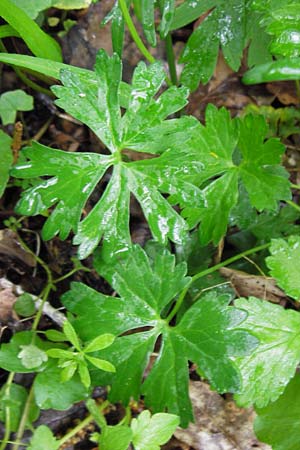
[183,105,291,245]
[11,50,204,259]
[62,245,258,426]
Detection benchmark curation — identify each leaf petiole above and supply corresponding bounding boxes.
[166,242,271,323]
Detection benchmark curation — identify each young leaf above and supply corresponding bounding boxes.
[85,355,116,372]
[0,130,12,198]
[78,361,91,388]
[234,297,300,408]
[45,329,67,342]
[179,0,247,89]
[33,362,88,409]
[185,105,291,245]
[28,425,59,450]
[63,320,81,350]
[0,331,50,373]
[84,334,115,353]
[0,0,62,61]
[266,236,300,300]
[18,344,48,369]
[131,410,179,450]
[63,245,257,425]
[11,50,203,259]
[0,90,33,125]
[254,372,300,450]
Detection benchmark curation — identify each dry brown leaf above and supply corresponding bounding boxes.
[0,229,36,268]
[219,267,287,303]
[175,381,271,450]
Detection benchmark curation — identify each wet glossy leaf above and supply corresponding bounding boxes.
[0,130,12,198]
[264,3,300,58]
[63,246,257,425]
[12,50,201,259]
[234,297,300,408]
[159,0,175,39]
[34,362,88,409]
[266,236,300,300]
[28,425,59,450]
[131,410,179,450]
[243,57,300,84]
[0,90,33,125]
[254,372,300,450]
[0,383,39,432]
[179,0,247,89]
[185,105,291,245]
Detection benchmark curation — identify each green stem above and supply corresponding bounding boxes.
[166,242,271,323]
[14,230,53,285]
[290,183,300,190]
[118,0,155,64]
[12,386,35,450]
[58,400,110,447]
[165,33,177,85]
[31,284,52,333]
[0,372,15,450]
[286,199,300,213]
[53,265,90,284]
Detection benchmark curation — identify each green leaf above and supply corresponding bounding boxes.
[28,425,59,450]
[0,331,50,372]
[0,383,39,432]
[264,4,300,58]
[63,320,82,350]
[45,329,67,342]
[131,410,179,450]
[254,372,300,450]
[185,105,291,245]
[0,90,33,125]
[98,424,133,450]
[12,51,202,258]
[11,143,113,242]
[0,54,132,108]
[234,297,300,408]
[18,344,48,369]
[10,0,52,19]
[266,236,300,300]
[47,348,74,359]
[52,0,92,9]
[84,334,115,353]
[85,355,116,372]
[0,0,62,61]
[140,0,156,46]
[0,130,12,198]
[34,362,88,409]
[159,0,175,39]
[63,246,257,425]
[179,0,247,89]
[242,58,300,84]
[14,293,36,317]
[78,361,91,388]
